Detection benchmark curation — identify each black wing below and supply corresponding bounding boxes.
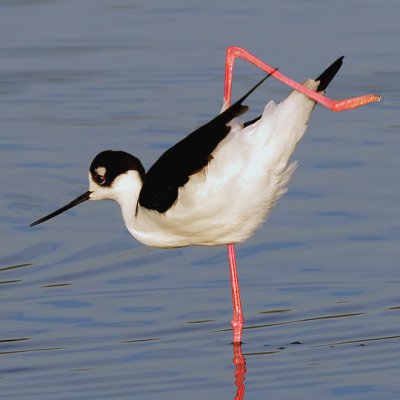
[138,74,272,213]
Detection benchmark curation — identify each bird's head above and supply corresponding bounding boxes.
[30,150,145,226]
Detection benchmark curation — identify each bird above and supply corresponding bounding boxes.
[30,48,381,344]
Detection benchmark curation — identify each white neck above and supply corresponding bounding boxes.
[109,171,143,230]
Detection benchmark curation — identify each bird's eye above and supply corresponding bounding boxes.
[95,174,106,185]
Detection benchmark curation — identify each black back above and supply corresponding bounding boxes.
[139,74,272,213]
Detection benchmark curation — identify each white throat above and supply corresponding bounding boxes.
[89,170,143,228]
[110,171,143,225]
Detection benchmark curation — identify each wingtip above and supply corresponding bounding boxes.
[315,56,345,91]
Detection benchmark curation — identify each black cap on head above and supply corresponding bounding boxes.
[90,150,145,187]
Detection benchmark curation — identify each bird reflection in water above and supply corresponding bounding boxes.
[233,344,246,400]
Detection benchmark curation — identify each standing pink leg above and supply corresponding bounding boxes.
[223,47,245,344]
[224,46,381,112]
[228,243,244,344]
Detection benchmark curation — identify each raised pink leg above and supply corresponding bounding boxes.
[224,46,381,112]
[223,46,381,345]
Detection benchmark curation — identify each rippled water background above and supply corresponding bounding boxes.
[1,1,399,399]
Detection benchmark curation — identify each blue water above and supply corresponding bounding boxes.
[1,1,399,399]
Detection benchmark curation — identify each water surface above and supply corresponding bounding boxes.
[1,1,399,399]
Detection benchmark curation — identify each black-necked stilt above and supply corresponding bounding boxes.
[31,47,381,344]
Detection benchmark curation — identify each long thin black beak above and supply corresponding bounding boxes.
[30,190,92,227]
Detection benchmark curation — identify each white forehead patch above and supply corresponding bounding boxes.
[95,167,106,176]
